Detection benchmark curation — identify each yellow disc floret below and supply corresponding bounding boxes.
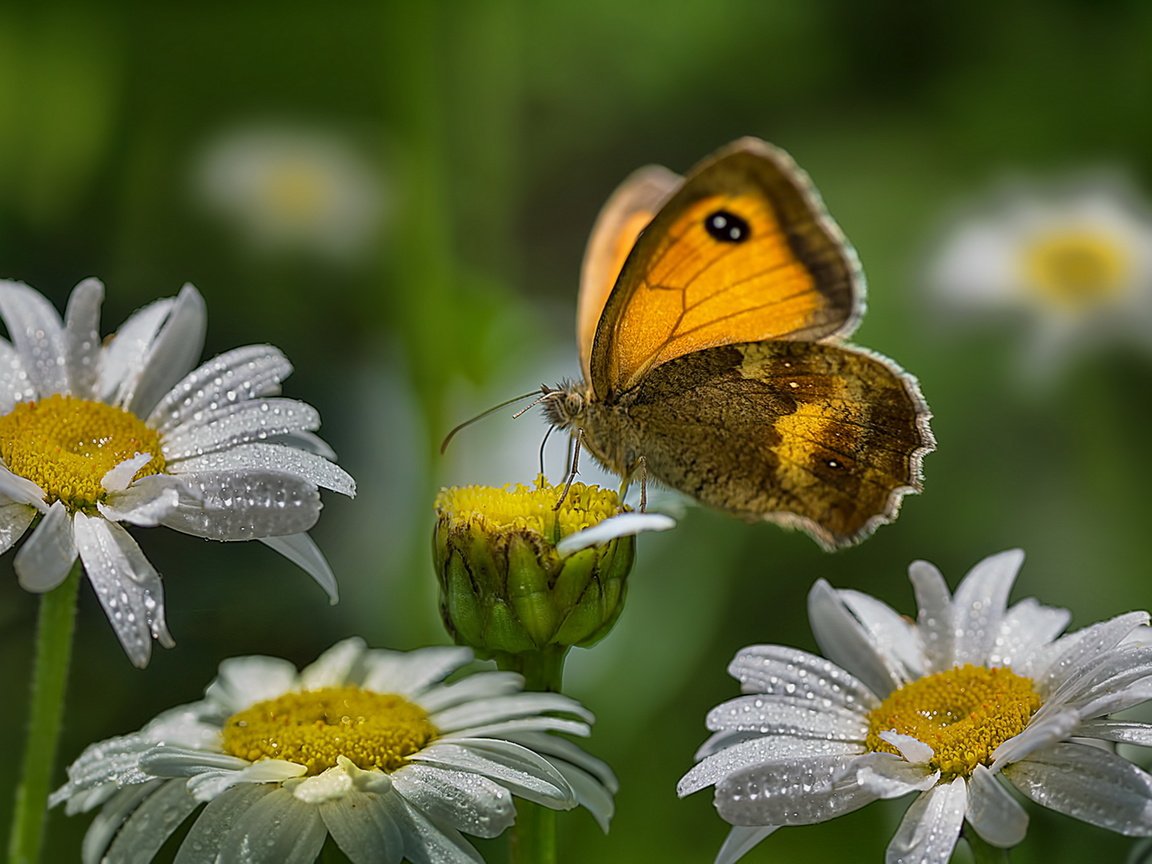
[866,664,1042,778]
[221,686,439,775]
[1022,229,1131,309]
[0,395,166,512]
[435,475,621,544]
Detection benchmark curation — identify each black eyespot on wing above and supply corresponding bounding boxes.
[704,209,750,244]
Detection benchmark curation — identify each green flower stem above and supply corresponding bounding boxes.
[498,648,567,864]
[8,563,82,864]
[965,828,1011,864]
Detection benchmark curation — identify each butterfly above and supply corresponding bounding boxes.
[541,137,934,550]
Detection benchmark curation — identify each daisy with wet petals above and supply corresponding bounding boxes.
[0,279,354,666]
[51,638,617,864]
[678,550,1152,863]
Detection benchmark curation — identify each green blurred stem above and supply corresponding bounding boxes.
[8,563,81,864]
[498,648,567,864]
[965,828,1011,863]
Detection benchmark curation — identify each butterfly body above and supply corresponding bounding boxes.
[545,138,933,550]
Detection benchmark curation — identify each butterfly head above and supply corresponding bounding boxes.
[539,381,591,432]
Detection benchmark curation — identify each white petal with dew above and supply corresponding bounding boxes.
[410,739,573,808]
[147,344,292,434]
[1037,611,1150,695]
[0,279,68,397]
[715,753,878,826]
[0,502,36,556]
[64,278,104,400]
[0,337,34,410]
[126,284,207,417]
[853,751,939,797]
[395,798,485,864]
[546,757,616,832]
[1004,742,1152,836]
[416,672,524,714]
[392,764,516,839]
[102,776,200,864]
[171,441,355,495]
[716,827,779,864]
[909,559,955,673]
[205,655,299,712]
[1075,720,1152,747]
[258,532,339,602]
[101,452,153,493]
[268,429,337,459]
[992,597,1072,672]
[838,588,925,683]
[727,644,879,712]
[442,716,590,742]
[432,693,592,733]
[74,512,172,667]
[15,501,76,592]
[291,764,355,804]
[0,463,49,509]
[187,760,308,803]
[319,789,405,864]
[359,646,474,696]
[885,777,967,864]
[100,297,175,402]
[678,737,863,797]
[161,398,321,461]
[1077,680,1152,721]
[139,746,252,778]
[878,730,934,764]
[159,469,321,540]
[951,549,1023,666]
[556,511,675,556]
[808,579,902,698]
[704,693,868,740]
[80,782,163,864]
[173,784,273,864]
[99,474,186,527]
[216,786,327,864]
[299,637,367,689]
[1048,644,1152,715]
[967,764,1028,847]
[498,729,618,793]
[991,707,1079,770]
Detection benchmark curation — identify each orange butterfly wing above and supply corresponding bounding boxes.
[587,137,863,400]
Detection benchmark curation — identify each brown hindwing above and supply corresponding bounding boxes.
[616,340,933,548]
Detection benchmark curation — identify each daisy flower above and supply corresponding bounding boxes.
[51,638,617,864]
[679,549,1152,863]
[927,173,1152,378]
[0,278,354,666]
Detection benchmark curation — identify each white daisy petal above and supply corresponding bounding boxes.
[0,279,69,397]
[100,452,154,494]
[992,597,1071,671]
[1004,742,1152,836]
[161,398,321,461]
[415,672,525,714]
[360,647,475,695]
[74,512,172,667]
[174,784,275,864]
[853,751,939,796]
[99,297,175,401]
[548,757,616,832]
[432,693,592,733]
[716,827,779,864]
[395,799,484,864]
[267,429,338,459]
[158,469,321,540]
[951,549,1023,666]
[967,764,1029,847]
[715,754,878,826]
[1038,611,1151,694]
[727,645,879,712]
[80,782,162,864]
[258,532,339,603]
[498,730,618,793]
[1049,644,1152,713]
[0,464,48,510]
[14,501,77,592]
[885,777,967,864]
[392,764,515,838]
[298,637,368,689]
[444,716,590,741]
[410,740,573,807]
[877,731,934,765]
[205,655,300,711]
[319,790,405,864]
[1078,680,1152,721]
[555,511,675,556]
[0,502,37,556]
[188,761,307,802]
[125,284,208,418]
[808,579,905,697]
[1075,719,1152,746]
[99,474,186,526]
[102,777,200,864]
[63,278,104,400]
[0,337,35,410]
[991,708,1079,770]
[171,442,356,495]
[678,738,863,798]
[909,559,955,672]
[147,344,293,433]
[838,588,925,682]
[217,786,328,864]
[705,694,867,740]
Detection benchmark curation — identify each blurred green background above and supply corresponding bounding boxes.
[3,2,1152,862]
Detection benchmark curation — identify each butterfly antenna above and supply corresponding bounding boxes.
[512,385,556,420]
[440,390,541,455]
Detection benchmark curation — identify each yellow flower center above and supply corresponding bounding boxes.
[0,395,166,512]
[865,664,1042,778]
[435,475,622,544]
[220,686,439,775]
[1022,229,1131,309]
[264,161,331,224]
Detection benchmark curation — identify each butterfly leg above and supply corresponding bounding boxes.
[618,456,648,512]
[553,429,584,511]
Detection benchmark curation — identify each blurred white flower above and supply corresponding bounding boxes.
[192,124,385,261]
[0,279,354,666]
[679,550,1152,863]
[52,639,616,864]
[927,173,1152,378]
